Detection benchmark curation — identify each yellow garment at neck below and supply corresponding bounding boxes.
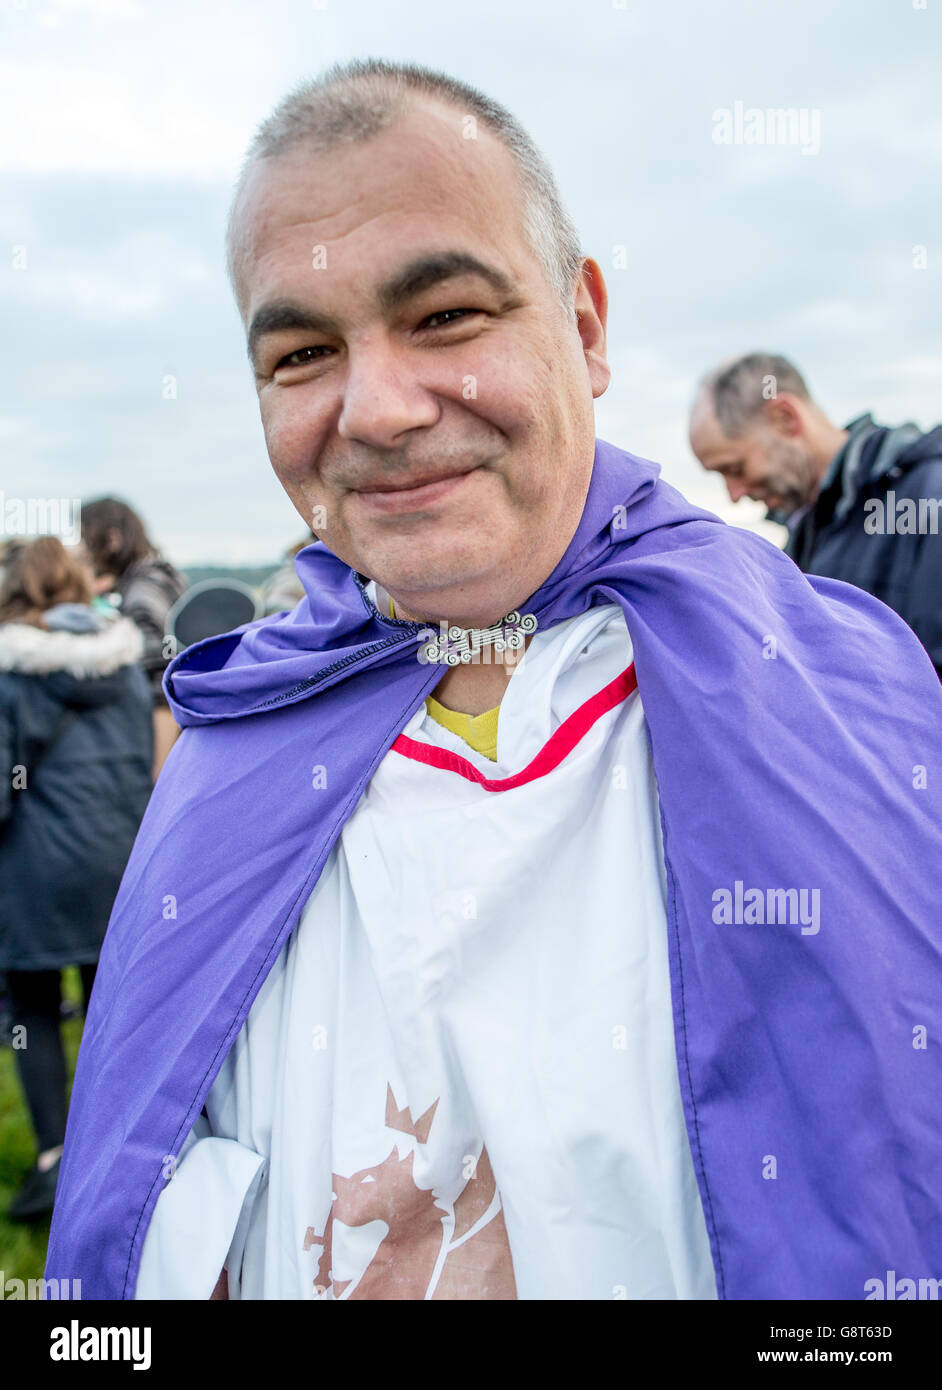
[425,696,500,762]
[390,595,500,762]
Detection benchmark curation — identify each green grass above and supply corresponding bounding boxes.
[0,967,84,1282]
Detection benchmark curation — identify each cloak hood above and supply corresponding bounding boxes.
[46,438,942,1300]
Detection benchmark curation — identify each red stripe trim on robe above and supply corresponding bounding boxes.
[391,663,638,792]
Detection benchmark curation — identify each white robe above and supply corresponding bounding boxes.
[137,600,717,1300]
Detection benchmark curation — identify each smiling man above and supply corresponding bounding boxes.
[230,85,608,717]
[45,60,942,1302]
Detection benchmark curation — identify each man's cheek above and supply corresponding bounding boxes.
[263,414,317,488]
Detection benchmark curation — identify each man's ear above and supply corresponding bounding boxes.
[573,257,611,399]
[764,393,804,436]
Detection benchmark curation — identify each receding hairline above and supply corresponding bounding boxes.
[224,62,585,323]
[226,90,521,315]
[694,352,812,438]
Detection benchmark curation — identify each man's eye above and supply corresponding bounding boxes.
[421,308,478,329]
[276,346,330,369]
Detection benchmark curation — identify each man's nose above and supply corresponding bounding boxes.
[726,478,749,503]
[337,341,439,448]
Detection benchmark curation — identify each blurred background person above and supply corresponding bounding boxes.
[0,537,153,1220]
[76,498,187,778]
[689,352,942,678]
[258,529,317,617]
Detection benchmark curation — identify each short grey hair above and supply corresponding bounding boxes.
[700,352,811,436]
[225,58,584,318]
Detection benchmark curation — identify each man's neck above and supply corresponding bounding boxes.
[375,583,532,714]
[807,423,851,505]
[428,640,534,715]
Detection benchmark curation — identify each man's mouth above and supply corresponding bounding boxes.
[354,467,479,513]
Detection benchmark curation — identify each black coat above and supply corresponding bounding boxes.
[0,608,154,970]
[784,415,942,677]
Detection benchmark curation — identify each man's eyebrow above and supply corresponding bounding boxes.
[247,303,339,367]
[247,252,515,368]
[376,251,515,312]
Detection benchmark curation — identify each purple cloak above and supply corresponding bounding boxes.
[45,438,942,1299]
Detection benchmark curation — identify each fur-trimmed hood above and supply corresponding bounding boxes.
[0,613,143,679]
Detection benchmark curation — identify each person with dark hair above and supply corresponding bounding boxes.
[77,498,188,776]
[689,352,942,677]
[259,530,318,617]
[0,536,153,1220]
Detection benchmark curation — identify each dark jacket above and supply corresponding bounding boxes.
[113,553,188,708]
[0,603,154,970]
[784,414,942,676]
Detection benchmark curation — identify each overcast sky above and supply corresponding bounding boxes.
[3,0,939,563]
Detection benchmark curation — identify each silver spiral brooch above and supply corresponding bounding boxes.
[420,610,538,665]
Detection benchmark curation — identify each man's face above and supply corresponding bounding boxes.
[689,394,818,517]
[232,99,610,626]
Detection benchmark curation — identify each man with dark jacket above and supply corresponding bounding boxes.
[689,352,942,677]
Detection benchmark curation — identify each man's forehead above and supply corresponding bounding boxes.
[689,397,746,466]
[232,101,524,305]
[689,392,723,443]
